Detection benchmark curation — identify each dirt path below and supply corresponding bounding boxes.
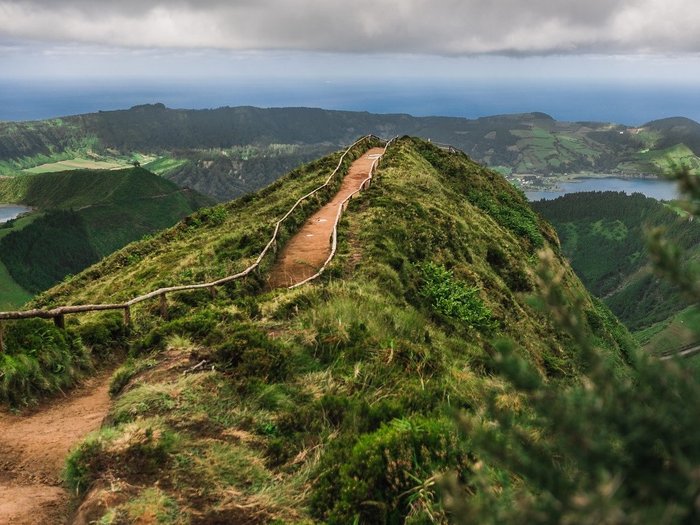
[267,147,384,288]
[0,373,112,525]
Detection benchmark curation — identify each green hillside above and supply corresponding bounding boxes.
[0,168,213,300]
[0,137,641,522]
[2,105,699,201]
[532,191,700,352]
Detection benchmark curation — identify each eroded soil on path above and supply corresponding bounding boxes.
[268,147,384,288]
[0,372,112,525]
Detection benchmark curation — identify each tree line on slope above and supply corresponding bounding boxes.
[533,191,700,330]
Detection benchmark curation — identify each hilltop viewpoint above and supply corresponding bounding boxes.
[4,136,697,524]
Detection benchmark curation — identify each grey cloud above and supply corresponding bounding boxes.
[0,0,699,55]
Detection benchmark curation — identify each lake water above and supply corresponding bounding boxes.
[0,204,32,223]
[525,177,680,202]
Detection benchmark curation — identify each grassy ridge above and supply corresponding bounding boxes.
[49,138,634,522]
[0,167,209,209]
[32,141,378,308]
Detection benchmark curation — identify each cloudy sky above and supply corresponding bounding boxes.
[2,0,700,55]
[1,0,700,121]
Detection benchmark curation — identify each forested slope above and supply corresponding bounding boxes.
[0,168,212,296]
[533,191,700,343]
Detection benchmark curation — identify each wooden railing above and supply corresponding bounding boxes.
[0,135,390,349]
[430,141,460,154]
[289,137,396,289]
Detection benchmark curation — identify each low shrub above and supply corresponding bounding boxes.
[109,358,158,397]
[133,309,222,352]
[110,384,177,424]
[420,262,496,332]
[311,416,470,524]
[213,322,290,381]
[466,189,545,250]
[72,312,127,360]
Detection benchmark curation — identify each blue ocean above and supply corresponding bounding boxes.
[1,80,698,126]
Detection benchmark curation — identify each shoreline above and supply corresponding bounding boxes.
[523,175,678,202]
[0,204,34,224]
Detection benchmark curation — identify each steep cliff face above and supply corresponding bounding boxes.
[8,137,634,523]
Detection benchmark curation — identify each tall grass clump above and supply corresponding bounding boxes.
[65,422,178,494]
[0,318,92,406]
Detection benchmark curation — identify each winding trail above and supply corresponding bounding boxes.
[0,372,112,524]
[0,141,386,522]
[267,147,384,288]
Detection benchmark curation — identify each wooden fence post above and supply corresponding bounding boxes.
[54,314,65,330]
[0,322,4,353]
[123,306,131,326]
[209,286,217,299]
[123,306,131,330]
[159,294,168,320]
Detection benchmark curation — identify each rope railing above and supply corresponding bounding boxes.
[289,137,397,289]
[430,141,460,154]
[0,134,390,348]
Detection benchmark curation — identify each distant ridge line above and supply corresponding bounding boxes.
[0,134,390,346]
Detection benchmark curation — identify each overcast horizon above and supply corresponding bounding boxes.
[1,0,700,123]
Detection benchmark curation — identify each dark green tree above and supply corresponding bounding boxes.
[445,167,700,524]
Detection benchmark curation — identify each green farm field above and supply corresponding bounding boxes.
[637,306,700,355]
[23,157,129,174]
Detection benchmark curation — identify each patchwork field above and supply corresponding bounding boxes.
[23,158,128,173]
[3,105,700,201]
[637,306,700,355]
